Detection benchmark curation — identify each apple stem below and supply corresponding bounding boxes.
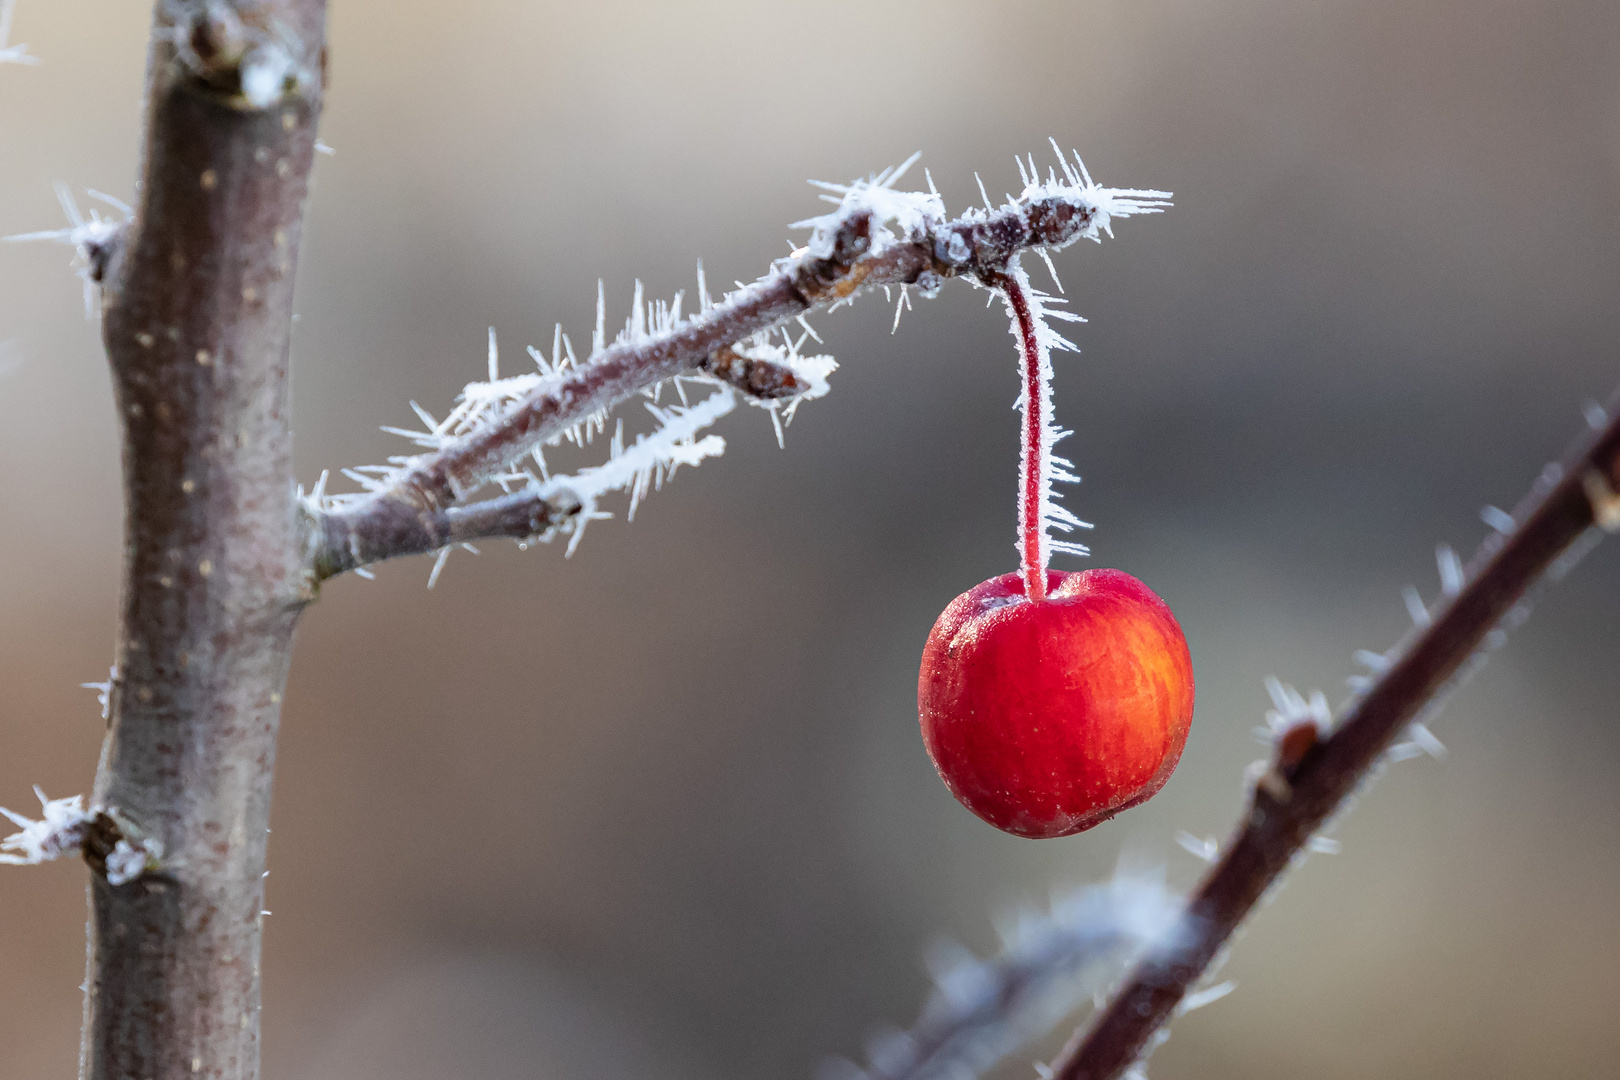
[1000,265,1053,602]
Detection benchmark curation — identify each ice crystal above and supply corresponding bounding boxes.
[5,184,128,317]
[1003,262,1093,572]
[0,788,161,884]
[1435,543,1465,597]
[1256,676,1331,743]
[1176,981,1236,1015]
[796,152,945,262]
[538,387,735,555]
[102,839,151,886]
[0,789,92,866]
[1009,140,1172,248]
[720,325,837,446]
[321,146,1167,573]
[1174,831,1219,863]
[82,665,116,720]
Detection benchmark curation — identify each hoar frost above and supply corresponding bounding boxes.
[313,145,1166,582]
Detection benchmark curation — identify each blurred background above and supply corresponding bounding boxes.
[3,1,1620,1077]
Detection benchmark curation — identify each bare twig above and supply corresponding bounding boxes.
[309,152,1168,578]
[306,485,570,581]
[823,873,1183,1080]
[1053,404,1620,1080]
[84,2,326,1079]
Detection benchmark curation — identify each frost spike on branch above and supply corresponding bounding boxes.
[0,788,159,887]
[4,184,130,316]
[1052,402,1620,1080]
[308,148,1169,580]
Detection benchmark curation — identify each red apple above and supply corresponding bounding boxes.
[917,568,1194,838]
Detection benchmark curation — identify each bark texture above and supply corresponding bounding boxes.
[86,3,326,1078]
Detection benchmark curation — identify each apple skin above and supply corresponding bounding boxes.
[918,568,1194,839]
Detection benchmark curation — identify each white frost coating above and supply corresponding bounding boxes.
[322,147,1166,571]
[103,840,150,886]
[1174,831,1219,863]
[238,42,294,108]
[1176,981,1236,1015]
[0,789,92,866]
[1480,505,1516,534]
[0,788,160,883]
[722,324,838,446]
[1352,648,1392,674]
[1002,262,1093,568]
[819,870,1184,1080]
[5,185,128,317]
[1386,721,1446,763]
[83,665,117,720]
[1009,141,1173,250]
[1436,543,1465,597]
[539,388,736,555]
[1256,677,1330,742]
[796,152,945,261]
[1402,584,1432,629]
[0,0,36,64]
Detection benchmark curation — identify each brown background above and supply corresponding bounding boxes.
[3,1,1619,1078]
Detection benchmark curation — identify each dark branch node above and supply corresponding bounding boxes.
[701,346,809,400]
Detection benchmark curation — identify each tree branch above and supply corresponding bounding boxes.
[85,3,326,1079]
[1053,404,1620,1080]
[306,486,570,581]
[307,154,1168,579]
[826,875,1183,1080]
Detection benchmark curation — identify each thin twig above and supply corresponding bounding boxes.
[310,158,1168,578]
[306,486,569,581]
[1054,403,1620,1080]
[825,874,1183,1080]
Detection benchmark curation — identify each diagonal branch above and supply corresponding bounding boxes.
[1053,403,1620,1080]
[307,153,1170,579]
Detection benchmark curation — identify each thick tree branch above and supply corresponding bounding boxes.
[1053,405,1620,1080]
[85,3,325,1079]
[308,162,1168,578]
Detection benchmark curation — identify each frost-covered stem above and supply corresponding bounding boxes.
[311,172,1155,577]
[87,3,325,1080]
[996,268,1049,601]
[360,223,891,515]
[1055,407,1620,1080]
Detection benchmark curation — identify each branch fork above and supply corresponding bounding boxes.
[306,146,1168,583]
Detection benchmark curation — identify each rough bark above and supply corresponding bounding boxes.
[85,3,326,1078]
